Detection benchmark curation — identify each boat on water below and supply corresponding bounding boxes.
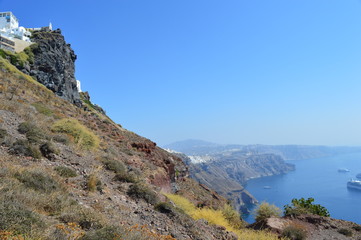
[263,186,271,189]
[338,168,350,173]
[356,173,361,179]
[347,179,361,190]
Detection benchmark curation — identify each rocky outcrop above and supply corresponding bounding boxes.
[23,29,81,105]
[250,214,361,239]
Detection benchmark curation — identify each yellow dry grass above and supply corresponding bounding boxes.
[51,118,100,150]
[165,193,285,240]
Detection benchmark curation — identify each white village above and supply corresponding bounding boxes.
[0,11,52,53]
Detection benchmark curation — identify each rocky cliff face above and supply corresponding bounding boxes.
[21,29,81,105]
[173,151,294,214]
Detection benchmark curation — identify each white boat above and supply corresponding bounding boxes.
[338,168,350,173]
[347,179,361,190]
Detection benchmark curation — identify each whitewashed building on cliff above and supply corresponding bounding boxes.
[0,11,51,53]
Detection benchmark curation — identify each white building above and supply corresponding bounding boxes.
[0,11,33,52]
[0,12,19,29]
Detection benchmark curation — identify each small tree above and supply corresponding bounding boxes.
[254,202,282,222]
[284,197,330,217]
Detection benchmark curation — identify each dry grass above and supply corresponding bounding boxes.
[51,118,100,150]
[165,193,284,240]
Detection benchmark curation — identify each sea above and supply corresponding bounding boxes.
[244,152,361,224]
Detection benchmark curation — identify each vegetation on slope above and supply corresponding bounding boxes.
[165,193,284,240]
[52,118,100,150]
[0,53,240,239]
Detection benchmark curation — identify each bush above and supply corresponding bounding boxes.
[10,139,42,159]
[222,204,244,228]
[284,198,330,217]
[155,202,174,214]
[352,225,361,231]
[127,183,158,204]
[0,128,7,139]
[51,118,100,150]
[15,170,59,193]
[102,159,126,174]
[54,166,77,178]
[338,228,352,237]
[114,172,137,183]
[80,226,121,240]
[18,122,45,144]
[60,206,104,230]
[40,142,59,159]
[0,197,44,235]
[281,225,307,240]
[87,174,102,192]
[254,202,281,222]
[52,134,70,145]
[32,102,53,116]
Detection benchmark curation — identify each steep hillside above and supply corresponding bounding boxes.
[0,30,285,240]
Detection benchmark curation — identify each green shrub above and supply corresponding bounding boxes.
[338,228,352,237]
[32,102,53,116]
[80,226,121,240]
[87,174,102,192]
[222,204,244,228]
[284,198,330,217]
[40,142,59,159]
[254,202,281,222]
[54,166,77,178]
[0,196,44,235]
[0,128,7,139]
[127,183,159,204]
[52,134,70,145]
[10,139,42,159]
[352,225,361,231]
[155,202,174,214]
[18,122,45,144]
[15,170,59,193]
[114,172,137,183]
[51,118,100,150]
[281,225,307,240]
[102,159,126,174]
[60,206,104,230]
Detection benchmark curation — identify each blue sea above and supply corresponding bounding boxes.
[244,152,361,224]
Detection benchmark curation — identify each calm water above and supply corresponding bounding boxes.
[244,152,361,224]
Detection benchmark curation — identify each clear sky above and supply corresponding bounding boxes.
[2,0,361,146]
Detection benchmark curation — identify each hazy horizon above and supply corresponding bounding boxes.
[3,0,361,146]
[162,139,361,148]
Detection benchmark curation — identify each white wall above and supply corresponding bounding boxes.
[0,12,19,30]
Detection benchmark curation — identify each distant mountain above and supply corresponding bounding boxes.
[163,139,242,155]
[165,139,361,160]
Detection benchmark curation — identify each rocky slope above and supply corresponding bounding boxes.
[250,214,361,239]
[0,30,241,240]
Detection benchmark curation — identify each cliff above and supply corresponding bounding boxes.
[173,151,293,215]
[17,29,81,105]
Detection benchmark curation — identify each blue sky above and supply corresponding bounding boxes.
[2,0,361,146]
